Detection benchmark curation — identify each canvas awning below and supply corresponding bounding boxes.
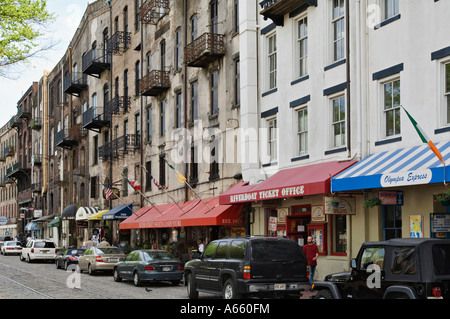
[75,207,99,220]
[102,203,133,220]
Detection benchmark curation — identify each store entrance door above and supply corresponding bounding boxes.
[286,205,311,246]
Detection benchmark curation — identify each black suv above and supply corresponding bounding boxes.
[314,238,450,299]
[184,236,308,299]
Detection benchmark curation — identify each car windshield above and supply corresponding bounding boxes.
[96,247,122,255]
[69,249,85,255]
[143,251,176,261]
[251,239,303,262]
[6,242,21,246]
[34,241,55,248]
[432,244,450,275]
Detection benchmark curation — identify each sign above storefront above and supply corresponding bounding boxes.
[380,169,432,188]
[324,196,356,215]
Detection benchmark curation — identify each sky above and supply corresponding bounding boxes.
[0,0,97,128]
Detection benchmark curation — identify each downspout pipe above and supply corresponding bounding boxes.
[346,0,351,158]
[41,70,49,197]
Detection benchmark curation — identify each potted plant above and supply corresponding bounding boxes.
[434,190,450,206]
[364,198,381,208]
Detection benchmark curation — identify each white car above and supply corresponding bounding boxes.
[1,241,23,255]
[20,239,58,263]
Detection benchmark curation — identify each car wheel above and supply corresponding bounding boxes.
[26,254,32,263]
[222,278,242,299]
[88,264,95,276]
[315,289,334,299]
[64,261,68,270]
[186,273,199,299]
[113,268,122,282]
[133,271,141,287]
[55,259,59,269]
[20,254,25,261]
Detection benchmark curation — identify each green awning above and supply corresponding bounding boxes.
[47,216,61,228]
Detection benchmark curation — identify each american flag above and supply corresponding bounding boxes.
[104,185,114,200]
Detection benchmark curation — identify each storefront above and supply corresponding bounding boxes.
[75,207,99,246]
[119,197,246,261]
[219,160,358,280]
[61,204,77,248]
[102,203,133,245]
[331,141,450,241]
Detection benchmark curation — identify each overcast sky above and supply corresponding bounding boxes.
[0,1,95,128]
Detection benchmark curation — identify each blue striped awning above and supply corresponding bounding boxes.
[332,141,450,192]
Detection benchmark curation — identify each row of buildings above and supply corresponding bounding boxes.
[1,0,450,278]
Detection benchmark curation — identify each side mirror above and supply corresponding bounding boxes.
[350,258,357,269]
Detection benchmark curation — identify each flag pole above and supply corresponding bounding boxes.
[98,175,136,216]
[119,172,163,215]
[140,165,187,214]
[164,159,212,210]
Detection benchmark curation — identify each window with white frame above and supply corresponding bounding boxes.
[383,78,401,137]
[267,33,277,90]
[332,95,346,147]
[332,0,345,62]
[297,107,308,154]
[297,17,308,78]
[446,62,450,124]
[384,0,399,20]
[267,118,277,161]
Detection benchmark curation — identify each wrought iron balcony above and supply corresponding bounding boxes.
[10,116,22,130]
[30,117,42,130]
[82,48,111,78]
[82,106,110,132]
[63,72,88,96]
[55,124,83,150]
[5,146,14,157]
[105,95,131,117]
[108,31,131,55]
[6,160,30,180]
[18,106,31,120]
[32,154,42,166]
[99,134,140,160]
[139,70,170,96]
[185,33,225,68]
[139,0,170,24]
[259,0,317,26]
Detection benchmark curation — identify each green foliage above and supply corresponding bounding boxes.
[363,198,382,208]
[0,0,55,70]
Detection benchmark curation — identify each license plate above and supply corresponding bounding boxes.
[162,266,171,272]
[109,258,118,262]
[274,284,286,290]
[41,250,49,253]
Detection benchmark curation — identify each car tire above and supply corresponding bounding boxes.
[55,259,60,269]
[133,271,142,287]
[223,278,242,299]
[64,261,68,270]
[113,268,122,282]
[26,254,32,263]
[88,263,95,276]
[315,289,334,299]
[186,273,199,299]
[20,254,25,262]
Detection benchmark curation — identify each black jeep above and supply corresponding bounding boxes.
[314,238,450,299]
[184,236,308,299]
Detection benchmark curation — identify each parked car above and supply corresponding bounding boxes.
[113,249,184,286]
[0,236,12,251]
[1,241,23,255]
[314,238,450,299]
[77,246,125,275]
[20,239,58,263]
[55,248,86,270]
[184,236,309,299]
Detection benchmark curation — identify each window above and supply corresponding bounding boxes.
[122,167,128,197]
[211,71,219,115]
[146,107,152,142]
[160,100,165,136]
[175,91,182,128]
[123,6,129,49]
[175,28,182,71]
[234,0,239,33]
[135,112,140,137]
[229,240,245,260]
[210,0,218,34]
[360,247,385,270]
[332,95,346,148]
[190,146,198,182]
[161,40,166,71]
[135,60,140,97]
[332,215,347,254]
[384,79,400,137]
[93,135,98,165]
[135,0,140,31]
[391,247,416,275]
[297,107,308,154]
[297,17,308,78]
[445,63,450,124]
[191,14,198,41]
[267,118,277,161]
[210,136,219,180]
[267,33,277,90]
[215,241,228,259]
[145,161,152,191]
[90,176,98,199]
[332,0,345,62]
[146,51,152,74]
[191,81,198,121]
[383,205,402,240]
[124,69,129,101]
[385,0,399,20]
[159,156,166,187]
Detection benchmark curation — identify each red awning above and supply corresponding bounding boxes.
[219,160,357,205]
[119,197,245,229]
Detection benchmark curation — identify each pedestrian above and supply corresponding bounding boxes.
[197,239,205,254]
[98,237,110,247]
[302,236,319,290]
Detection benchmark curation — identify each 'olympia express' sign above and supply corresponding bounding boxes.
[381,169,432,187]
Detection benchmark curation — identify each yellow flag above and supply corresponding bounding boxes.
[177,172,187,184]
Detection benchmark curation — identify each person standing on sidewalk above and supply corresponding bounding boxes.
[303,236,319,290]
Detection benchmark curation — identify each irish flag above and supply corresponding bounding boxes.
[402,106,445,165]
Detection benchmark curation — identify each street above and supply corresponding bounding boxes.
[0,252,190,299]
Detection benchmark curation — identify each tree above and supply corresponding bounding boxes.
[0,0,55,78]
